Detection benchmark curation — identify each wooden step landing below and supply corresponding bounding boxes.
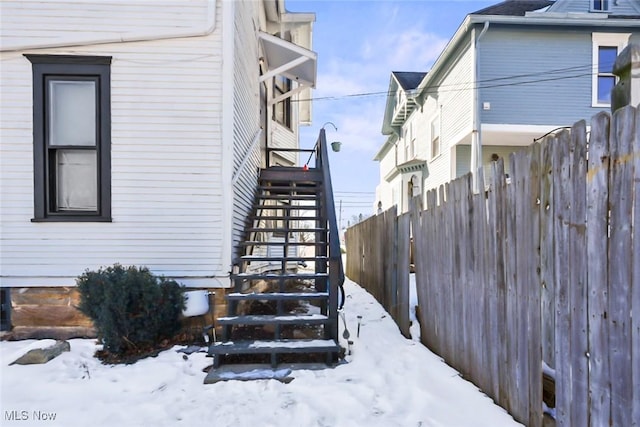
[260,169,322,183]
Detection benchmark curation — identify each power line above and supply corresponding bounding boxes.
[291,60,612,103]
[335,191,375,195]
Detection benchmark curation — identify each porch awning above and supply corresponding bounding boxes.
[258,31,317,105]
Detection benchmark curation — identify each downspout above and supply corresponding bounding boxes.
[471,21,489,193]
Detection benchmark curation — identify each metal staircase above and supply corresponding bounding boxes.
[207,129,344,370]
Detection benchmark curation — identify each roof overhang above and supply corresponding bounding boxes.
[259,31,317,105]
[384,159,427,182]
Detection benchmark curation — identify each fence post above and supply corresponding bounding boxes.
[612,34,640,113]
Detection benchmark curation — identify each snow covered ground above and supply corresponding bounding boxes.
[1,278,522,427]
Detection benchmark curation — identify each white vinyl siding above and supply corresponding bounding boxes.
[231,0,262,254]
[0,4,227,287]
[438,46,473,148]
[0,0,215,51]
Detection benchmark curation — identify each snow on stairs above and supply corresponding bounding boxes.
[206,167,341,380]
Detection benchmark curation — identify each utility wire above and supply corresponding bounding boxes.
[291,60,615,103]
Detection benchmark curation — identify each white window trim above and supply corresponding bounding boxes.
[430,115,441,160]
[590,0,611,13]
[592,33,630,108]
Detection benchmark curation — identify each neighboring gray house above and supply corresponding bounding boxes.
[374,0,640,213]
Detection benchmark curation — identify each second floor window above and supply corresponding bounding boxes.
[431,117,440,159]
[596,46,617,104]
[592,0,610,12]
[273,75,292,129]
[592,33,628,107]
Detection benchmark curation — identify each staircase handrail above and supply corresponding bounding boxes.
[315,129,345,316]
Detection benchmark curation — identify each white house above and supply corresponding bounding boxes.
[374,0,640,214]
[0,0,317,336]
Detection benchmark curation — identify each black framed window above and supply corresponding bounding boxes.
[0,289,10,332]
[26,55,112,222]
[273,75,292,129]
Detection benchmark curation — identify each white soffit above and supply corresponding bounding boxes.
[258,31,317,88]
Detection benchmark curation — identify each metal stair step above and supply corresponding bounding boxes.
[239,241,327,246]
[233,272,328,281]
[208,339,340,356]
[239,256,329,262]
[260,169,323,183]
[245,227,327,233]
[258,194,319,201]
[227,292,329,301]
[217,314,329,326]
[256,205,320,210]
[247,215,321,221]
[258,182,321,194]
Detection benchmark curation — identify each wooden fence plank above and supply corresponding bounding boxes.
[424,191,438,350]
[485,160,501,402]
[472,188,487,392]
[397,212,411,338]
[492,158,509,409]
[554,129,572,426]
[587,112,612,427]
[631,106,640,427]
[436,186,444,356]
[569,120,589,427]
[609,106,635,427]
[540,136,556,375]
[528,142,543,427]
[443,182,455,364]
[514,148,532,425]
[459,175,472,379]
[504,152,519,416]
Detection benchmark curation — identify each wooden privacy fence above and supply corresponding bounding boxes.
[344,106,639,427]
[344,205,411,338]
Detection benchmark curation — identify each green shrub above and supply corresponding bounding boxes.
[76,264,184,358]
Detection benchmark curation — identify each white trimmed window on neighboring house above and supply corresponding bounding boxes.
[25,54,112,222]
[592,33,630,107]
[408,121,415,160]
[591,0,611,12]
[430,116,440,159]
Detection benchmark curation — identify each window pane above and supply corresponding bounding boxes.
[598,76,615,104]
[49,80,96,146]
[56,150,97,211]
[598,46,617,73]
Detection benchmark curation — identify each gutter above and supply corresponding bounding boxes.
[1,0,217,52]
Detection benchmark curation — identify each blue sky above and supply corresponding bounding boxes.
[286,0,495,226]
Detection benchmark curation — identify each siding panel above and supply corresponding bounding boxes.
[231,0,262,255]
[478,27,637,126]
